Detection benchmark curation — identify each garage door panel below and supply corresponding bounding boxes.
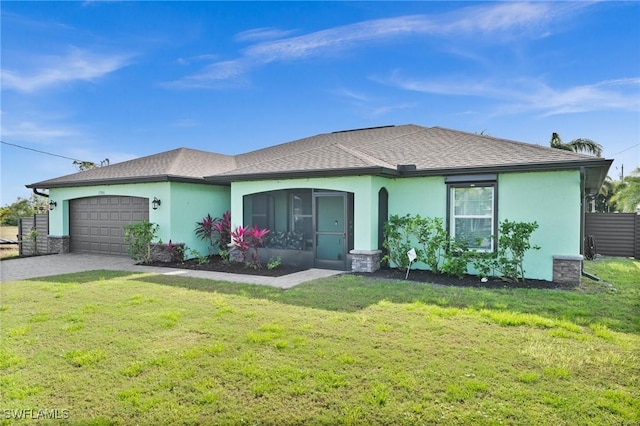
[70,196,149,255]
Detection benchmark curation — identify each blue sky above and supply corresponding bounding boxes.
[1,1,639,206]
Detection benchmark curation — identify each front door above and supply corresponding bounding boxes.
[314,193,346,270]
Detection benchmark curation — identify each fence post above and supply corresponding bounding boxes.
[633,213,640,260]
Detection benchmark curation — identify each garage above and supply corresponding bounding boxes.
[69,196,149,255]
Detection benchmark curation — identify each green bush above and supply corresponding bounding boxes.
[383,214,540,282]
[495,219,540,283]
[382,214,414,270]
[123,221,159,264]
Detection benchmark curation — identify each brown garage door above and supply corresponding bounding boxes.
[70,196,149,255]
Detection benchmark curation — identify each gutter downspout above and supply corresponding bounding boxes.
[32,188,49,198]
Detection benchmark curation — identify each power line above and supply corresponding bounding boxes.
[1,139,84,162]
[611,143,639,156]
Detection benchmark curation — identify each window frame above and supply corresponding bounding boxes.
[446,180,498,253]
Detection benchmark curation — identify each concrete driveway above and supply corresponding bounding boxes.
[0,253,343,288]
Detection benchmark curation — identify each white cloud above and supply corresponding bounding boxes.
[235,27,297,42]
[167,2,590,89]
[0,121,79,142]
[1,47,132,93]
[163,59,248,89]
[377,72,640,117]
[176,54,218,65]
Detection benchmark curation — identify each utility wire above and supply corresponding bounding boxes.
[611,143,639,156]
[1,140,84,162]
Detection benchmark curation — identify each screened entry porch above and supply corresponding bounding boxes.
[243,189,354,270]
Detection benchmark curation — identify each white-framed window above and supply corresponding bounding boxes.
[449,184,495,251]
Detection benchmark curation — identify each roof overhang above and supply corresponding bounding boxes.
[204,166,401,183]
[26,174,225,189]
[204,159,614,190]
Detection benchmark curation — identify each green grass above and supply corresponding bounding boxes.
[0,258,638,424]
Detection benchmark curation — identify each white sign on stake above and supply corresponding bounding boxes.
[406,248,417,279]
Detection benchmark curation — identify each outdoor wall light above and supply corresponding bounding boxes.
[49,200,57,210]
[152,197,161,210]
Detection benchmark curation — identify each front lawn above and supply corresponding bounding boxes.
[1,257,638,424]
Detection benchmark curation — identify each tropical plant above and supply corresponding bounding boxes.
[195,211,232,254]
[123,221,159,264]
[230,225,271,268]
[194,214,216,254]
[593,176,618,212]
[610,168,640,212]
[549,132,603,157]
[212,211,232,251]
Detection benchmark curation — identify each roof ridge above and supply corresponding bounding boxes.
[429,126,596,158]
[334,143,396,169]
[167,147,187,175]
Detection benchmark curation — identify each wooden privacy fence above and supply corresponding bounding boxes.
[584,213,639,259]
[18,214,49,256]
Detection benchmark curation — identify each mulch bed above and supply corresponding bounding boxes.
[147,255,306,277]
[361,267,574,290]
[148,255,572,290]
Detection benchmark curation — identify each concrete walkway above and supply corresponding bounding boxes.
[0,253,344,288]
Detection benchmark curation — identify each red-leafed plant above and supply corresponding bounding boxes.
[195,211,232,255]
[195,214,216,254]
[230,224,270,269]
[212,211,232,251]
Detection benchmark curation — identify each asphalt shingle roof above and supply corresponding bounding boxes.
[28,125,611,191]
[28,148,235,188]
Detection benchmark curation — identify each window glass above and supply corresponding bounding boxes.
[451,186,494,250]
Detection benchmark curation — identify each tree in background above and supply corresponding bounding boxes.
[0,194,48,226]
[610,168,640,213]
[550,132,603,157]
[592,176,618,213]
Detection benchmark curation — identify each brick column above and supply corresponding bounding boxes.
[350,249,382,273]
[552,255,583,286]
[47,235,70,254]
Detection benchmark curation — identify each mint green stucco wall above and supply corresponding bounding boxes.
[232,170,581,280]
[498,170,581,281]
[49,182,229,255]
[168,182,230,253]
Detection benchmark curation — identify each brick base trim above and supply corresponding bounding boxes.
[350,250,382,273]
[47,235,70,254]
[553,255,583,286]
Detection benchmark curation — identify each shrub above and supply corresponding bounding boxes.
[382,214,414,270]
[267,256,282,270]
[441,239,469,278]
[194,211,232,254]
[123,221,159,264]
[194,214,216,254]
[495,219,540,282]
[413,216,447,273]
[230,225,271,269]
[383,214,541,282]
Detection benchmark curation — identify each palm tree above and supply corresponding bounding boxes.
[550,132,603,157]
[593,176,618,212]
[610,168,640,213]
